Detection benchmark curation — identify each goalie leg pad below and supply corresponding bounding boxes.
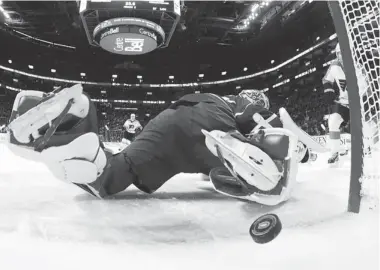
[202,129,282,191]
[8,84,89,148]
[40,132,107,184]
[209,167,253,197]
[209,161,295,206]
[204,128,300,205]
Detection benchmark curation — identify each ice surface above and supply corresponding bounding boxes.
[0,143,378,270]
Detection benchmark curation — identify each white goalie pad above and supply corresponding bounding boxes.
[203,128,299,205]
[8,84,89,145]
[203,127,299,195]
[203,129,281,191]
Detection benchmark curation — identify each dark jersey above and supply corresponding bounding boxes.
[221,94,282,134]
[171,93,282,134]
[124,93,282,193]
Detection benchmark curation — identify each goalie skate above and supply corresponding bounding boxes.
[202,129,282,191]
[8,84,89,151]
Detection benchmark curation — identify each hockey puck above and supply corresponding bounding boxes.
[249,213,282,244]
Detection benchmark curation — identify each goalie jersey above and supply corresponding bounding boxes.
[170,93,282,135]
[221,94,282,134]
[322,59,349,107]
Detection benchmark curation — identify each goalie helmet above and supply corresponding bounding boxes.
[239,90,270,109]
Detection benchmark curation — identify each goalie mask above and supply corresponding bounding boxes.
[239,90,270,110]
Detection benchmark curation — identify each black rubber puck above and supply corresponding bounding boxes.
[249,213,282,244]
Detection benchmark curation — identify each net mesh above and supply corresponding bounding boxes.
[338,0,379,209]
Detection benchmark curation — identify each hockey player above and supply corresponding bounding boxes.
[122,113,142,143]
[7,86,322,206]
[323,43,351,164]
[323,43,377,163]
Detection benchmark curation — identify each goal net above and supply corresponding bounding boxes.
[329,1,379,212]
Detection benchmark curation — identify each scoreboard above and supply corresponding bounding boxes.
[79,0,181,54]
[80,0,181,15]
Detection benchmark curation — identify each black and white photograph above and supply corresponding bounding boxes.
[0,1,379,269]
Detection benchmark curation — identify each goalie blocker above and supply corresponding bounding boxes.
[7,85,326,205]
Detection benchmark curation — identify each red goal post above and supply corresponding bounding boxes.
[328,1,379,213]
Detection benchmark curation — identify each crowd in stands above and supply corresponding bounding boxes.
[0,85,330,137]
[270,88,329,136]
[0,99,12,130]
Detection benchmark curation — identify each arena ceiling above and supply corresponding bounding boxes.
[0,1,335,83]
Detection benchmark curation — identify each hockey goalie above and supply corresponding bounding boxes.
[6,85,326,206]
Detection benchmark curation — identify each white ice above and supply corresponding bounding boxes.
[0,142,378,270]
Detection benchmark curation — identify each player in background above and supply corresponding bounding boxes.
[7,86,324,206]
[323,44,351,164]
[324,42,378,163]
[121,113,142,146]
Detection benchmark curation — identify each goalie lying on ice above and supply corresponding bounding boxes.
[7,85,324,206]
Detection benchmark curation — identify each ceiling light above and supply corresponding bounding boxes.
[137,75,142,79]
[221,71,227,75]
[243,67,248,71]
[271,60,275,64]
[0,6,10,20]
[199,74,204,78]
[8,59,12,64]
[169,75,174,79]
[80,72,86,77]
[28,65,34,69]
[112,74,118,78]
[236,86,241,90]
[296,48,299,52]
[51,69,56,73]
[316,36,320,41]
[251,4,259,13]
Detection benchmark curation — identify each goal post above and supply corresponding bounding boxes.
[328,1,379,213]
